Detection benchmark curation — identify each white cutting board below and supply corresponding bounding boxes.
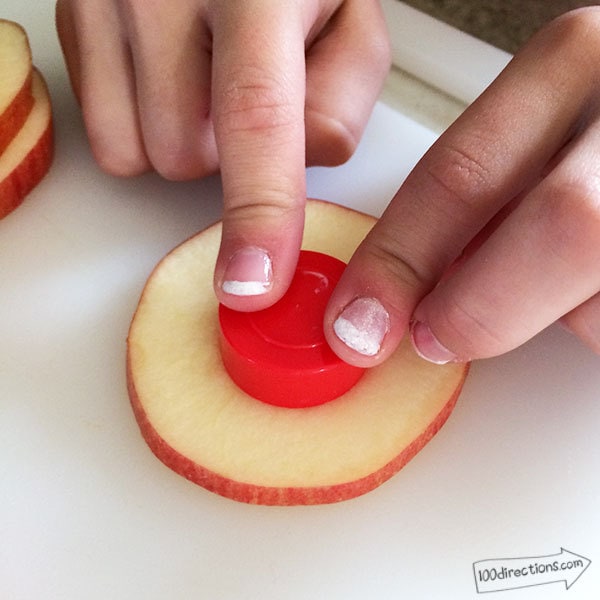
[1,3,598,599]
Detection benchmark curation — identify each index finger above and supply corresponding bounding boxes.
[324,11,599,366]
[210,1,309,312]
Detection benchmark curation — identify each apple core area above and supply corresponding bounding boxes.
[218,250,365,408]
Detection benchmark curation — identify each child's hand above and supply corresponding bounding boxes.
[55,0,391,310]
[325,8,600,365]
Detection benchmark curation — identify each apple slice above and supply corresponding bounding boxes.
[0,69,53,219]
[127,199,469,505]
[0,19,34,155]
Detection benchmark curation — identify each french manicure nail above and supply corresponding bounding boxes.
[222,247,272,296]
[333,297,390,357]
[410,320,457,364]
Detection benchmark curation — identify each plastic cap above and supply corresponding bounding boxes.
[219,250,365,408]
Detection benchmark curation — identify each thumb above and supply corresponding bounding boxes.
[211,3,307,312]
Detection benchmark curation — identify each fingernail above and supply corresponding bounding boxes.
[333,297,390,357]
[410,320,457,364]
[221,247,272,296]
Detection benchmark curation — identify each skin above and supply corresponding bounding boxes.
[326,7,600,366]
[55,1,600,366]
[55,0,391,312]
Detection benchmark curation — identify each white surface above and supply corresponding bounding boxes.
[2,3,599,600]
[381,0,512,104]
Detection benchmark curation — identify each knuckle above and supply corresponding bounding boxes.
[436,294,506,357]
[530,8,600,76]
[306,111,359,166]
[536,176,600,253]
[544,7,600,49]
[82,102,150,178]
[352,0,393,71]
[95,151,149,178]
[223,195,304,227]
[368,32,393,74]
[89,136,149,178]
[120,0,159,20]
[217,67,296,136]
[152,155,207,182]
[149,139,217,181]
[424,141,495,212]
[154,158,187,182]
[555,176,600,218]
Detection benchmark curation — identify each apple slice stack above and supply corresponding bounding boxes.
[0,19,53,219]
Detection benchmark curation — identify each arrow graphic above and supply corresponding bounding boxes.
[473,547,591,593]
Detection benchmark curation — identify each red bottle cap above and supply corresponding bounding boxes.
[219,250,365,408]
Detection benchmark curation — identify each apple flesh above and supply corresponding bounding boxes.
[0,69,53,219]
[127,199,469,505]
[0,19,34,155]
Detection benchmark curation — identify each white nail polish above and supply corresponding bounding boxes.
[333,297,390,356]
[222,280,270,296]
[222,247,272,296]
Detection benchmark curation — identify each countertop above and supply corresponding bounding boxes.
[402,0,598,53]
[382,0,600,133]
[2,3,599,599]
